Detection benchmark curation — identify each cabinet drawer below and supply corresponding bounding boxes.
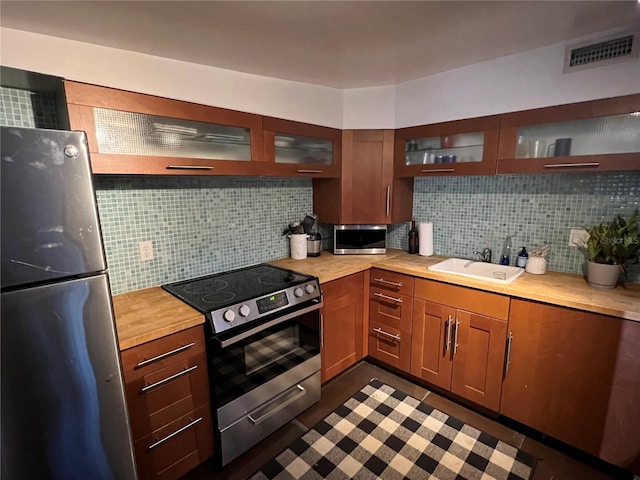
[414,278,509,320]
[369,318,411,372]
[370,268,414,297]
[134,404,213,480]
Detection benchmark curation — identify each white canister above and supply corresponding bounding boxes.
[525,256,547,275]
[289,234,308,260]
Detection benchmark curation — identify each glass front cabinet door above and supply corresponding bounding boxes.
[394,115,501,177]
[497,94,640,173]
[262,117,341,177]
[65,81,264,175]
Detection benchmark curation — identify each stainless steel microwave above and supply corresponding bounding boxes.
[334,225,387,254]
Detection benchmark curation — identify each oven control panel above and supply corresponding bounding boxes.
[207,279,321,334]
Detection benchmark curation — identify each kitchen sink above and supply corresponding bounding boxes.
[428,258,525,284]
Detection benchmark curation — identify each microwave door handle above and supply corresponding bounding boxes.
[215,301,323,348]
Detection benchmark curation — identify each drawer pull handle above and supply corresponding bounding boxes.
[248,385,306,425]
[297,169,323,173]
[373,327,401,342]
[166,165,214,170]
[148,416,202,450]
[374,292,403,303]
[141,365,198,393]
[421,168,455,173]
[136,342,196,368]
[374,277,403,287]
[543,162,600,169]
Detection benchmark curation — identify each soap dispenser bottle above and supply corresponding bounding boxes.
[500,235,514,266]
[516,246,528,268]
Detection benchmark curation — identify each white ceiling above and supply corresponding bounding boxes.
[1,1,639,89]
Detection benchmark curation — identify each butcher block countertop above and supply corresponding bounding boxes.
[113,249,640,350]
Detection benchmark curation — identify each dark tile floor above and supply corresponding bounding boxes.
[183,361,625,480]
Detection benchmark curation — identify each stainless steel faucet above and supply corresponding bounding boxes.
[473,248,492,263]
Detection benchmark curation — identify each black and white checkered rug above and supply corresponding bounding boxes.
[250,379,536,480]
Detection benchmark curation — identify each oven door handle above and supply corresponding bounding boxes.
[215,301,323,348]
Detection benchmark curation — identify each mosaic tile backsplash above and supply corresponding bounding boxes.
[387,172,640,283]
[2,85,638,291]
[95,176,313,294]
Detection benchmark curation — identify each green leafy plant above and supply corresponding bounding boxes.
[583,210,640,273]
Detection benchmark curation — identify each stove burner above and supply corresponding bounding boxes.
[202,291,236,305]
[258,273,296,286]
[183,278,228,295]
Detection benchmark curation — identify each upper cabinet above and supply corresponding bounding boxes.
[313,130,413,224]
[497,94,640,174]
[64,81,265,175]
[394,115,501,177]
[262,117,341,178]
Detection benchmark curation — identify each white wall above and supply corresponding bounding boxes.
[394,34,640,128]
[2,26,639,130]
[0,28,344,128]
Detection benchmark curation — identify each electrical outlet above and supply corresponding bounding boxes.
[568,229,589,247]
[139,240,154,261]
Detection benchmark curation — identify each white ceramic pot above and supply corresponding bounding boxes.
[525,256,546,274]
[586,261,620,289]
[289,234,308,260]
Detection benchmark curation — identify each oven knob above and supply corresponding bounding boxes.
[239,304,251,317]
[305,284,315,294]
[223,310,235,322]
[294,287,303,298]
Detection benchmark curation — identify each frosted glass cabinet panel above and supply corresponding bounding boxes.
[498,93,640,174]
[94,108,252,161]
[273,134,332,165]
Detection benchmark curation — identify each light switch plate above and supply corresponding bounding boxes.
[568,229,589,247]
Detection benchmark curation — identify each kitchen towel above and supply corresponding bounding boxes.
[419,222,434,256]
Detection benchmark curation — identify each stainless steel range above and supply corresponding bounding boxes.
[162,264,322,466]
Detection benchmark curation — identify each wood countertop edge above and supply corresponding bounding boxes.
[113,250,640,350]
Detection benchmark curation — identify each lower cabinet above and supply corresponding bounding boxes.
[500,299,640,470]
[121,326,214,480]
[368,269,415,372]
[320,272,365,383]
[411,279,509,411]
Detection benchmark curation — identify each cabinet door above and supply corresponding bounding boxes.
[410,299,454,390]
[394,115,501,177]
[262,116,341,177]
[313,130,413,224]
[497,93,640,173]
[65,81,264,176]
[500,299,621,456]
[320,273,364,383]
[450,310,507,411]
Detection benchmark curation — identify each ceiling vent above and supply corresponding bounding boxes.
[563,31,639,73]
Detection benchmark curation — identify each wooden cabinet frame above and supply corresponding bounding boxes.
[65,80,265,175]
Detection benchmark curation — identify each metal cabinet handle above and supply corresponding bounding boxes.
[386,185,391,217]
[373,292,403,303]
[166,165,214,170]
[374,277,403,287]
[373,327,401,342]
[148,417,202,450]
[136,342,196,368]
[248,385,306,425]
[320,313,324,349]
[544,162,600,169]
[421,168,455,173]
[141,365,198,393]
[297,169,323,173]
[453,318,460,354]
[445,315,452,352]
[504,331,513,376]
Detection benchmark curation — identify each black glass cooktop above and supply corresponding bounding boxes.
[162,264,313,313]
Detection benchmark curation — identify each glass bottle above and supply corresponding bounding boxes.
[408,219,419,254]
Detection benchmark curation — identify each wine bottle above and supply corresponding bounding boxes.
[408,219,418,254]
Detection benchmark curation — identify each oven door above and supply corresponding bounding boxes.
[208,301,322,465]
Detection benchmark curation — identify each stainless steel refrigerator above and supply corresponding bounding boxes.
[1,126,137,479]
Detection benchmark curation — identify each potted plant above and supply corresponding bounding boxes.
[582,210,640,289]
